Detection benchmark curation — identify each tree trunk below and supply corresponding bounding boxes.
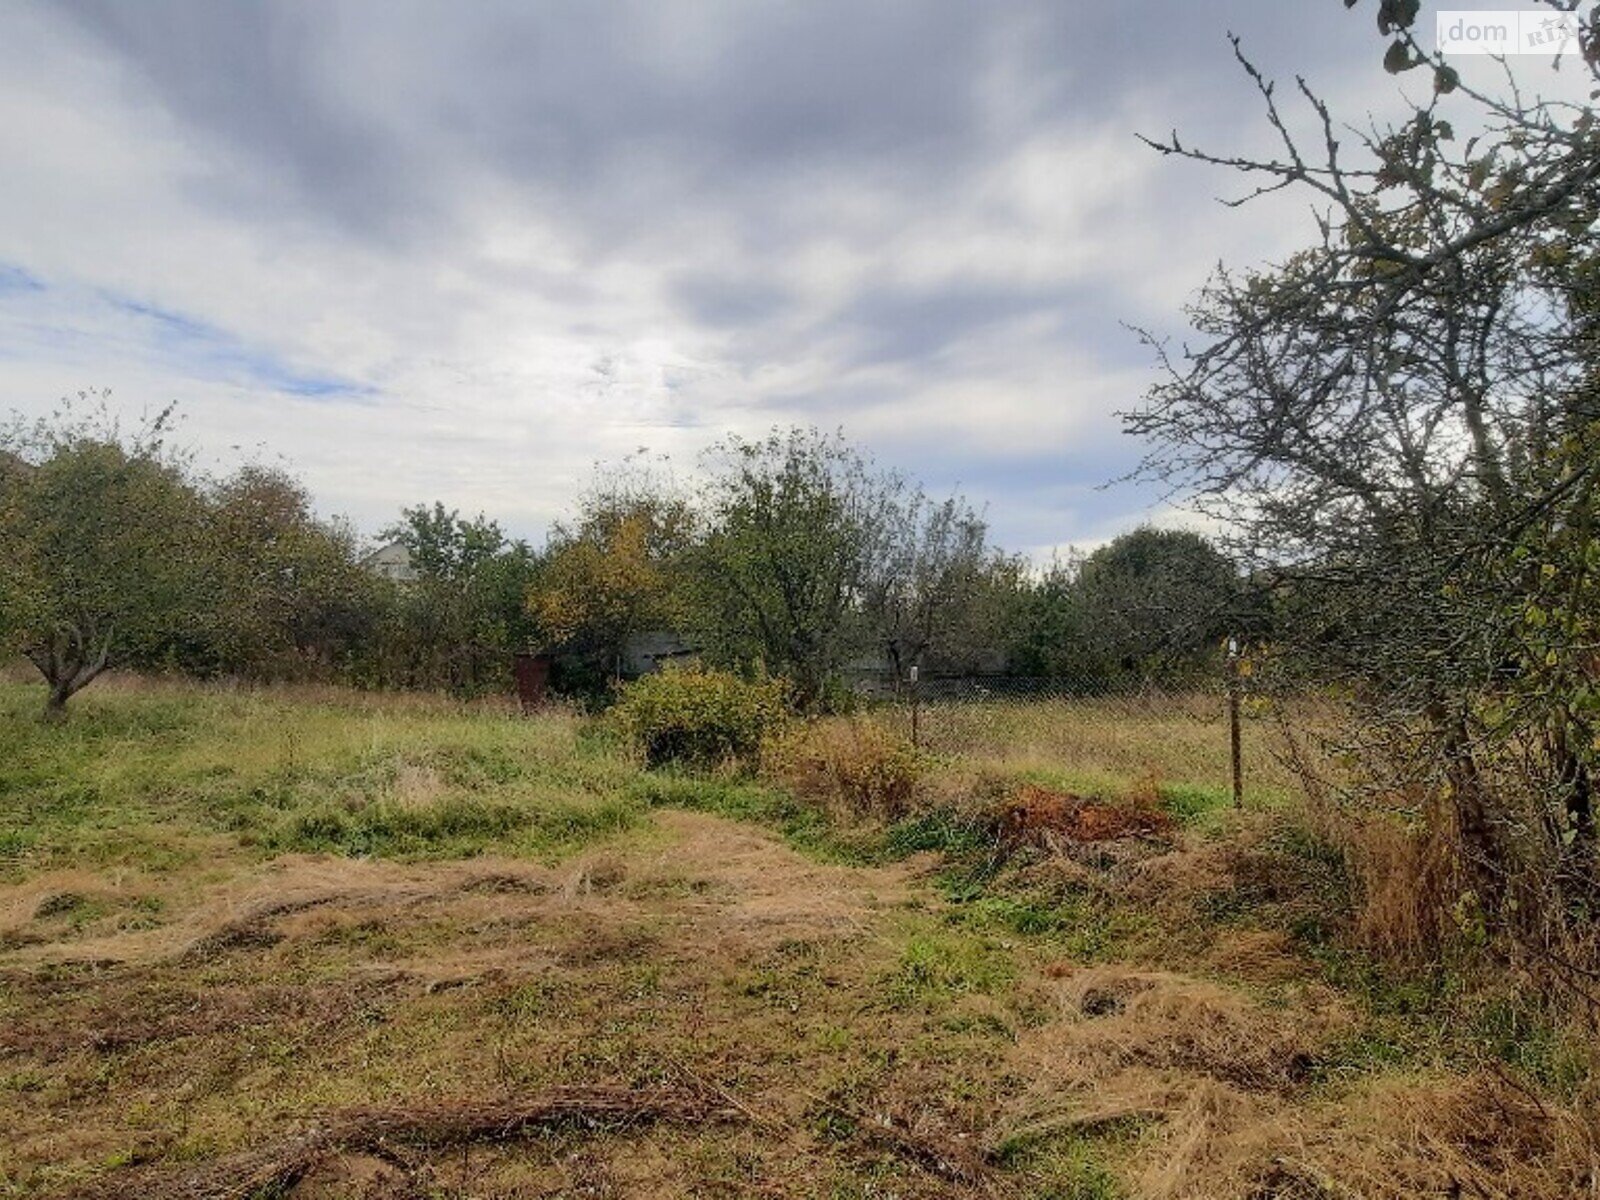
[26,625,113,723]
[41,684,71,724]
[1433,705,1503,915]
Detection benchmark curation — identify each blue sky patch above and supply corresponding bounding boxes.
[109,294,375,402]
[0,263,44,295]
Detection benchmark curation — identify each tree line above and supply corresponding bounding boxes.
[0,409,1247,719]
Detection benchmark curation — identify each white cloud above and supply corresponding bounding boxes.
[0,0,1489,560]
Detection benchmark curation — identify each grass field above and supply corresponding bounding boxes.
[2,674,1594,1198]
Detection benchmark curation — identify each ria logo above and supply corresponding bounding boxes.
[1436,9,1580,55]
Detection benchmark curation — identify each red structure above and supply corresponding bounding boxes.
[512,652,553,712]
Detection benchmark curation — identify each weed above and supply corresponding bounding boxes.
[610,667,788,769]
[764,718,921,820]
[883,930,1014,1008]
[883,808,993,858]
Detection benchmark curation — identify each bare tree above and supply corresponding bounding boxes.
[1126,1,1600,927]
[863,491,1010,682]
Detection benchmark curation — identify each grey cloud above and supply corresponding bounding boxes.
[670,271,795,330]
[56,0,1367,248]
[20,0,1388,555]
[825,282,1112,368]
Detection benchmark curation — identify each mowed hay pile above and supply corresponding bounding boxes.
[1126,1069,1600,1200]
[1029,965,1343,1093]
[993,811,1600,1200]
[994,783,1174,851]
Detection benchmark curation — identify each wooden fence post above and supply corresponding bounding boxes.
[1227,637,1243,808]
[909,665,920,750]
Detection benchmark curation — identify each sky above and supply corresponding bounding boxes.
[0,1,1554,560]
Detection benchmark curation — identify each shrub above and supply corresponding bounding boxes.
[612,666,789,769]
[764,717,921,820]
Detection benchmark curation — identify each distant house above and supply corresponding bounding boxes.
[621,629,699,676]
[363,540,419,584]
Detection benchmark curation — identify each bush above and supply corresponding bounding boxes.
[764,717,921,820]
[612,666,789,769]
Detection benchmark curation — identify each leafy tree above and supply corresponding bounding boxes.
[862,491,1017,680]
[529,460,695,686]
[1128,2,1600,923]
[379,503,541,694]
[1074,529,1245,684]
[1007,554,1092,680]
[1003,532,1251,688]
[0,402,206,718]
[197,465,378,679]
[388,502,508,582]
[691,428,896,709]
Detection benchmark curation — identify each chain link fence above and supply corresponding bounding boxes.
[856,667,1306,804]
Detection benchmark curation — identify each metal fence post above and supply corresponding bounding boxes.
[1227,637,1243,807]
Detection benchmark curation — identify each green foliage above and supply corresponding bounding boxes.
[191,465,380,680]
[1009,528,1252,688]
[689,428,891,709]
[0,401,209,715]
[530,460,695,690]
[862,490,1018,678]
[611,666,789,768]
[369,502,543,695]
[1075,528,1252,678]
[385,501,509,582]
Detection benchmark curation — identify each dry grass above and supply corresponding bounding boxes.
[763,717,922,821]
[994,781,1175,850]
[4,674,1597,1199]
[899,692,1312,804]
[1119,1068,1600,1200]
[55,1086,747,1200]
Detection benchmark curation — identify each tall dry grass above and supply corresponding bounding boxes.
[865,692,1325,805]
[763,718,921,821]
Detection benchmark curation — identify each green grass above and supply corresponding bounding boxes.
[0,677,645,878]
[882,927,1016,1009]
[901,692,1309,807]
[627,769,891,865]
